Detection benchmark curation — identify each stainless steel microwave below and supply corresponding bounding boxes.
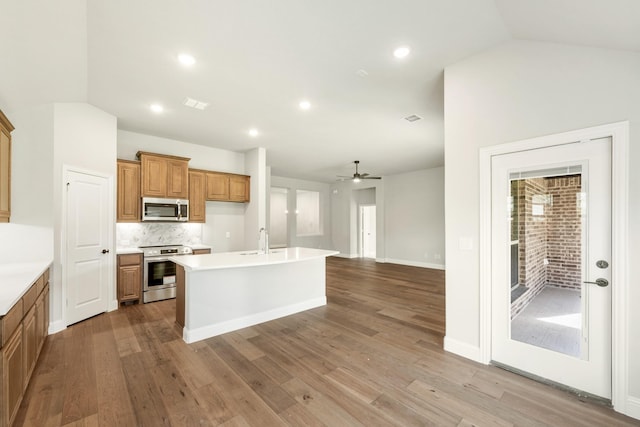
[142,197,189,222]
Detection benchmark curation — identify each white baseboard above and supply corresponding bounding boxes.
[48,320,66,335]
[443,336,483,363]
[332,253,359,259]
[384,258,446,270]
[624,396,640,420]
[183,297,327,344]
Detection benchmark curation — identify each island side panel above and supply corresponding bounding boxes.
[183,257,327,343]
[175,264,185,328]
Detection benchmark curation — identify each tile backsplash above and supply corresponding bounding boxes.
[116,223,203,247]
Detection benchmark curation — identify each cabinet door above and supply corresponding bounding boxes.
[36,287,47,355]
[166,159,189,199]
[229,175,250,202]
[117,160,141,222]
[189,170,206,222]
[140,155,167,197]
[206,172,230,201]
[2,327,23,427]
[22,306,37,389]
[117,254,142,303]
[0,126,10,222]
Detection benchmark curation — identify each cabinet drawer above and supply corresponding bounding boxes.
[22,283,37,312]
[1,299,23,348]
[36,272,46,295]
[118,253,142,266]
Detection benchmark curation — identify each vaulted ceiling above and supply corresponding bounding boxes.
[1,1,638,182]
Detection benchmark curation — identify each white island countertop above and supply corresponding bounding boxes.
[0,260,52,316]
[171,247,339,272]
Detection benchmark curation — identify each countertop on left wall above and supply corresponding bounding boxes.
[0,260,52,315]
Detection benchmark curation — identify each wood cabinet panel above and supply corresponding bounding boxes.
[206,172,229,201]
[2,326,23,427]
[192,248,211,255]
[117,254,142,304]
[229,175,250,202]
[140,154,167,197]
[167,159,189,199]
[0,110,14,223]
[176,265,185,328]
[35,287,47,355]
[117,160,141,222]
[1,299,22,348]
[138,152,190,199]
[22,306,37,389]
[188,170,206,222]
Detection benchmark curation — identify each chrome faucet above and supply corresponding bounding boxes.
[259,227,269,254]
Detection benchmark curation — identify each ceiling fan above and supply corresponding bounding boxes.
[337,160,382,182]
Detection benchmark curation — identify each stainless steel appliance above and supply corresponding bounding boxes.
[142,197,189,222]
[142,244,193,303]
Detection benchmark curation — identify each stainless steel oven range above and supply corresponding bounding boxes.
[141,245,193,303]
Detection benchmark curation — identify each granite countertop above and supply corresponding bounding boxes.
[0,260,52,316]
[170,247,339,272]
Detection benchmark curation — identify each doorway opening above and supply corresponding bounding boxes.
[360,205,376,259]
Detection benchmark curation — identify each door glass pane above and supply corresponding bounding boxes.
[509,169,584,358]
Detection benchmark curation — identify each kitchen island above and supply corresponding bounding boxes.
[170,247,338,343]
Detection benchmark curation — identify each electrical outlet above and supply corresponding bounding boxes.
[225,231,230,238]
[434,253,441,260]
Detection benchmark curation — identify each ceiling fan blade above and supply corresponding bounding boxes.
[360,173,370,177]
[362,176,382,180]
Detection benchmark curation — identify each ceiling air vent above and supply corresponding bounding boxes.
[404,114,422,122]
[183,97,209,110]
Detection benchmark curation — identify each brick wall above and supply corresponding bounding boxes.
[511,174,582,318]
[546,175,582,290]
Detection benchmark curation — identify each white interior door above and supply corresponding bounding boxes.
[66,170,112,326]
[361,205,376,259]
[491,138,611,398]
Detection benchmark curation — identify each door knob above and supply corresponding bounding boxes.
[584,278,608,287]
[102,249,110,254]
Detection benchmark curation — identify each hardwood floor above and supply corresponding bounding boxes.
[15,257,639,426]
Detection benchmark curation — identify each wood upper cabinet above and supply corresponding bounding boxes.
[117,160,141,222]
[117,253,142,304]
[0,110,14,223]
[188,170,206,223]
[206,172,229,201]
[229,175,250,202]
[205,172,250,202]
[137,152,190,199]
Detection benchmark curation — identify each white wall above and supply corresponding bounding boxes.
[385,167,445,269]
[444,40,640,414]
[52,103,117,331]
[271,176,332,249]
[269,188,288,247]
[203,202,246,252]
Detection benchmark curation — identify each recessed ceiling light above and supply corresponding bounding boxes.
[248,128,259,137]
[393,46,411,59]
[404,114,422,122]
[299,100,311,110]
[150,104,164,113]
[178,53,196,67]
[356,69,369,78]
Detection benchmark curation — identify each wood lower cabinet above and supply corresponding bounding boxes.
[188,170,206,223]
[0,268,49,427]
[117,160,141,222]
[192,248,211,255]
[0,110,14,223]
[117,253,142,304]
[137,151,190,199]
